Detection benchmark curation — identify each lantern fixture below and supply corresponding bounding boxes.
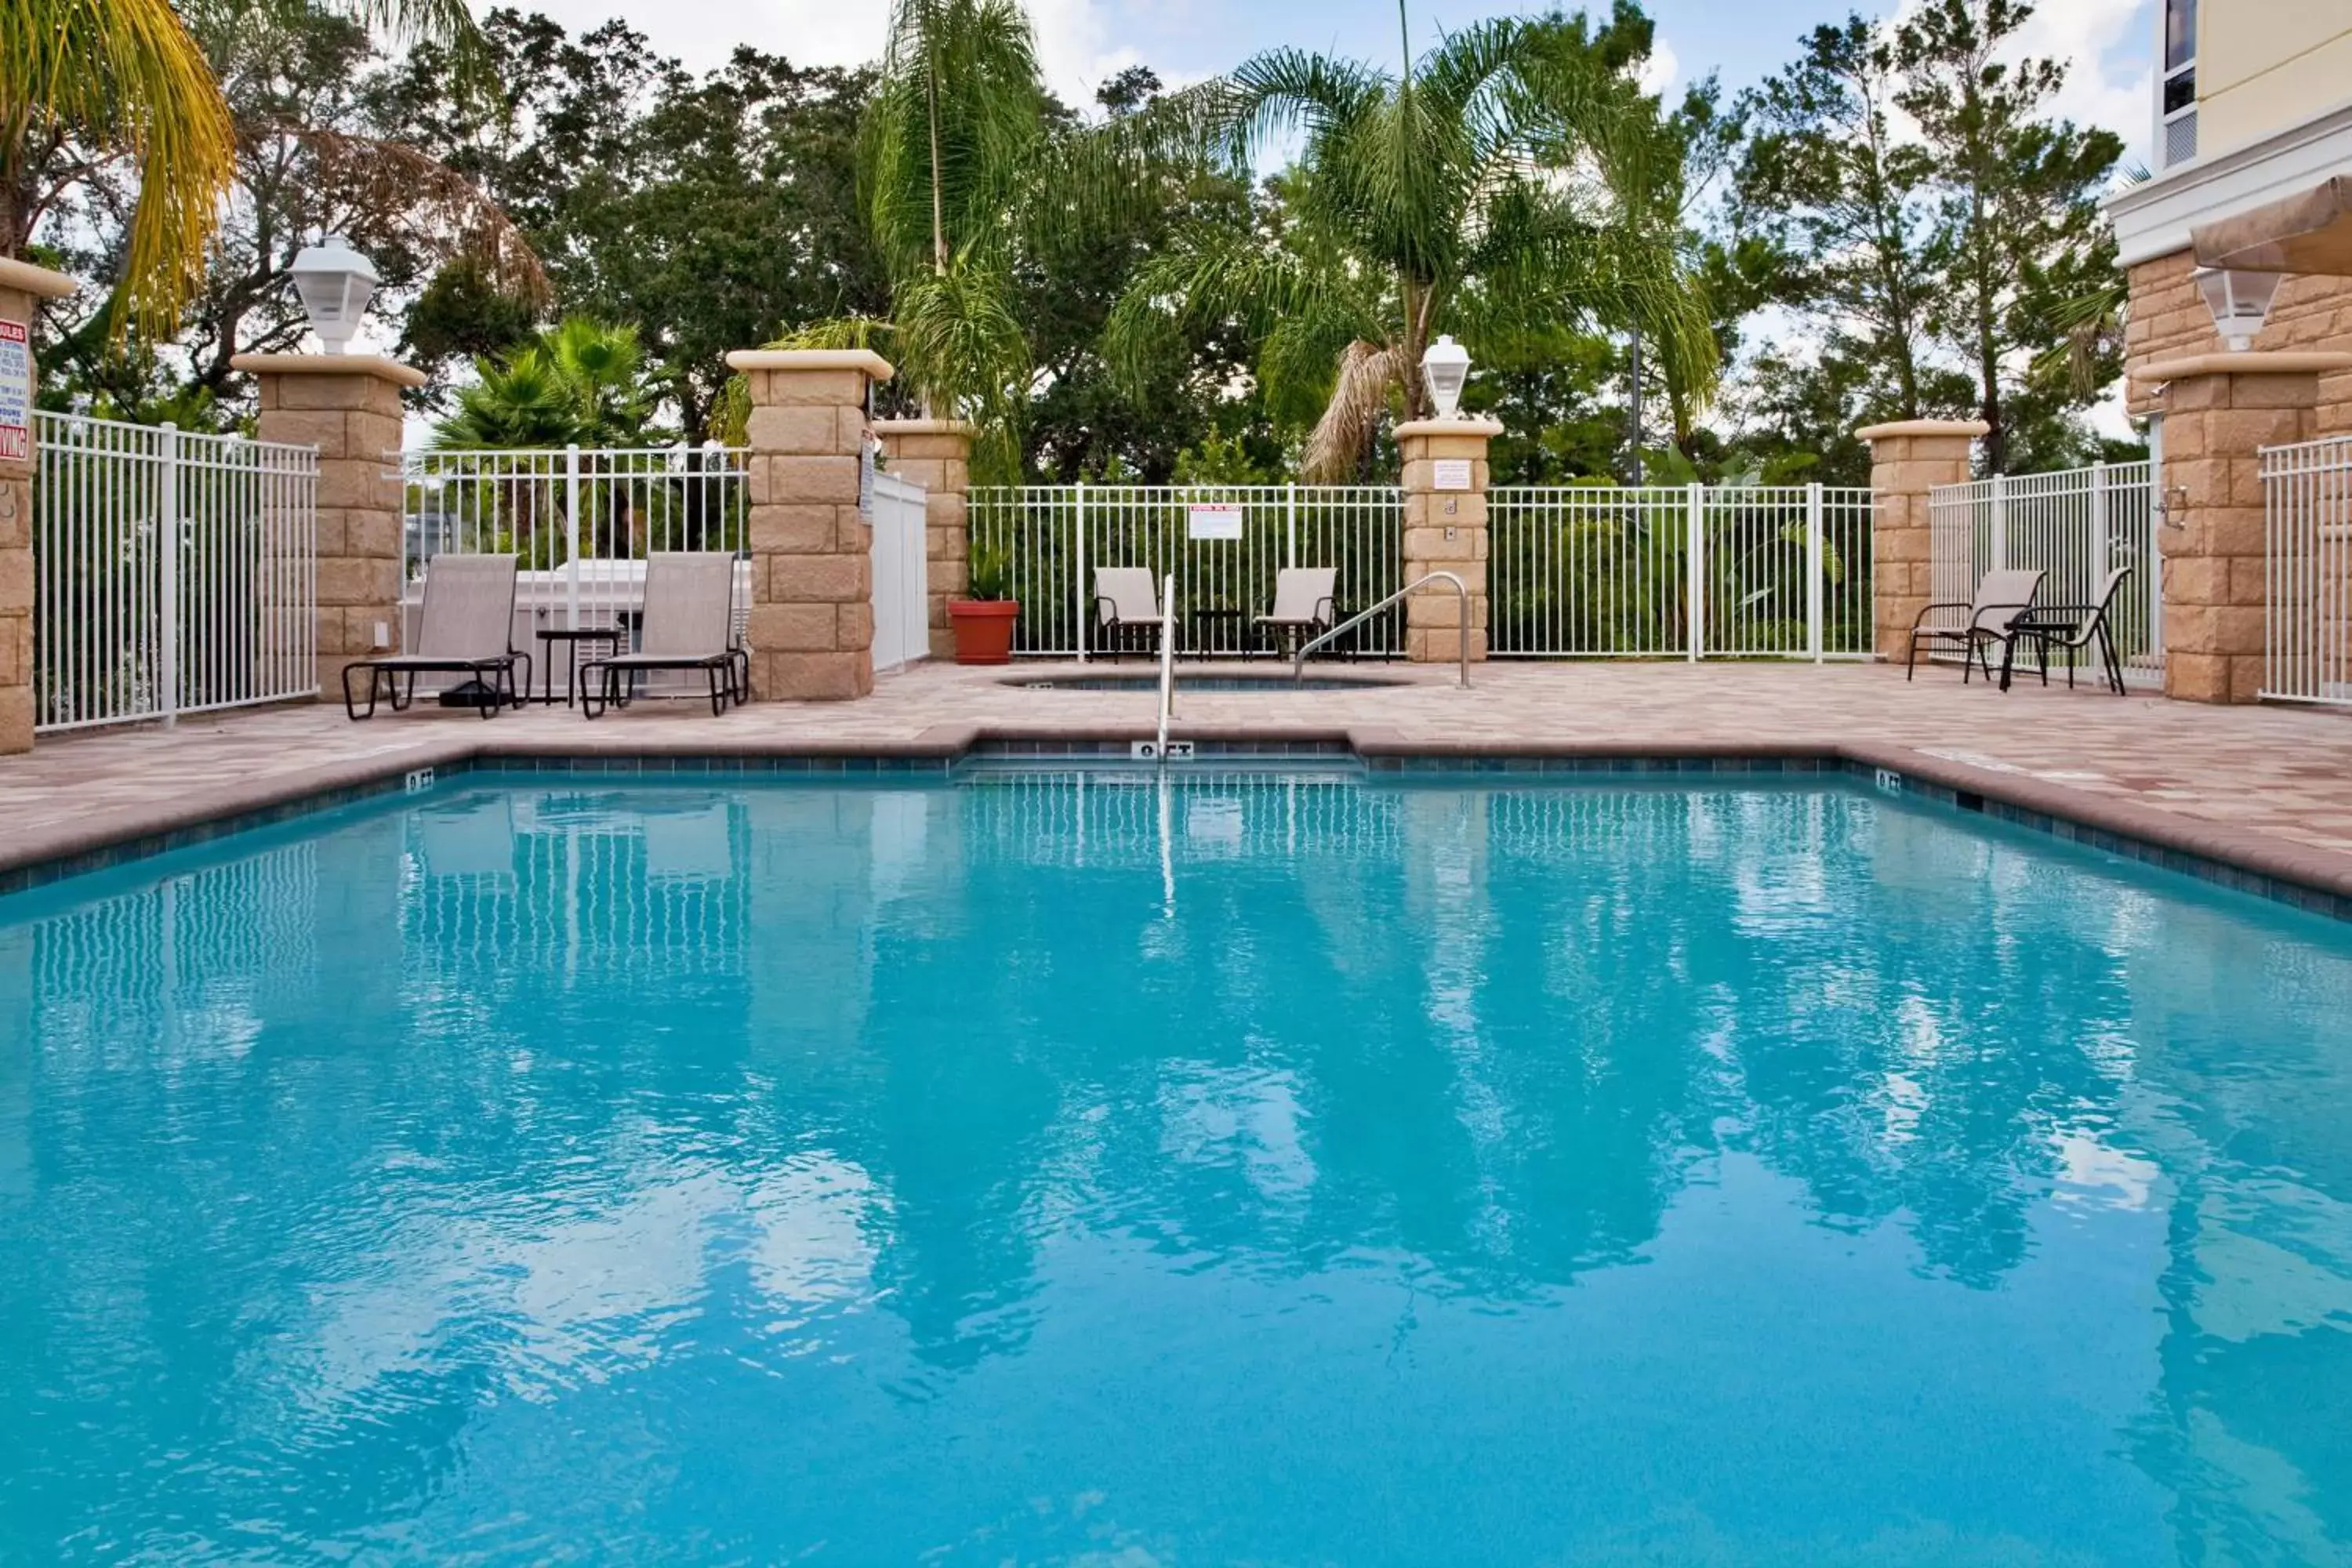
[2192,265,2283,352]
[289,234,379,355]
[1421,334,1472,420]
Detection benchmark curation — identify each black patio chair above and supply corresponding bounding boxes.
[1999,566,2135,695]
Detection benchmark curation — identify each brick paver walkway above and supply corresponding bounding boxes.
[6,661,2351,894]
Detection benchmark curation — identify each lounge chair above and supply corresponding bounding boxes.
[343,553,528,720]
[1906,567,2045,685]
[1999,566,2135,694]
[1094,567,1162,661]
[1255,567,1337,659]
[580,552,746,718]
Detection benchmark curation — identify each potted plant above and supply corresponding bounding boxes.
[948,541,1020,665]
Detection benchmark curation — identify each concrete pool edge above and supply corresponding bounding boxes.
[5,724,2350,922]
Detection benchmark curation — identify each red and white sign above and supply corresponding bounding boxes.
[0,320,29,465]
[1187,503,1244,541]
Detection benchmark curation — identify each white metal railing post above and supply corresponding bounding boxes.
[564,442,582,631]
[1155,570,1177,755]
[158,422,180,727]
[1286,481,1298,568]
[1806,481,1824,664]
[1686,481,1704,661]
[2089,459,2110,587]
[1076,480,1089,664]
[1990,471,2009,573]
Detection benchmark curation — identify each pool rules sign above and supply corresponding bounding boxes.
[0,320,29,465]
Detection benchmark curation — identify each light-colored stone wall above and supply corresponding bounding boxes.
[731,350,888,700]
[235,354,418,701]
[2198,4,2352,162]
[874,419,971,659]
[1857,420,1985,663]
[2126,249,2352,431]
[1396,419,1497,663]
[0,261,78,753]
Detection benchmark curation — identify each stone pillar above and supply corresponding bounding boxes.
[874,418,974,659]
[1856,419,1988,661]
[1396,417,1500,663]
[232,354,423,701]
[2129,350,2352,703]
[727,349,893,700]
[0,258,77,753]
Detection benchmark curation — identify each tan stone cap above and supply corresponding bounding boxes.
[232,352,426,387]
[873,416,973,435]
[726,348,894,382]
[0,256,78,299]
[2130,350,2352,383]
[1395,417,1504,439]
[1854,419,1989,442]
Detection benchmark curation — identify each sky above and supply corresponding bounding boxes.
[505,0,2161,168]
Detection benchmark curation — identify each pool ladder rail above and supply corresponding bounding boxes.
[1294,571,1471,689]
[1155,572,1178,759]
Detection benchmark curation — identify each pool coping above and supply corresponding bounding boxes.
[6,722,2351,921]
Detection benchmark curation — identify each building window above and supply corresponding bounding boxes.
[2161,0,2197,167]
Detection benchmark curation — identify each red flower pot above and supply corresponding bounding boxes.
[949,599,1020,665]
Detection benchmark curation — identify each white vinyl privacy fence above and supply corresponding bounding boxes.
[970,484,1404,656]
[397,445,750,647]
[1926,462,2161,683]
[34,412,318,732]
[869,471,930,673]
[1488,484,1874,658]
[2262,434,2352,706]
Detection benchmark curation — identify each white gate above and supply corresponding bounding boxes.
[1926,462,2161,683]
[396,445,750,655]
[34,412,318,731]
[869,471,929,672]
[968,484,1403,657]
[1487,483,1875,658]
[2262,434,2352,706]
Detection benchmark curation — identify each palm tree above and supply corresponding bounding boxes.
[1105,5,1718,481]
[431,318,657,450]
[2,0,474,334]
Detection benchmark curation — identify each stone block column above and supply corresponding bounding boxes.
[2129,350,2352,704]
[0,258,77,753]
[1856,419,1987,661]
[727,348,893,700]
[1396,417,1501,663]
[232,354,423,701]
[874,418,974,659]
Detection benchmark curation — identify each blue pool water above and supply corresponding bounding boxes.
[3,771,2350,1565]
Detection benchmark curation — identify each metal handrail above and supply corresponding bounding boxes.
[1154,572,1177,757]
[1294,571,1470,688]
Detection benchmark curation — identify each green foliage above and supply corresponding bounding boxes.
[430,316,660,448]
[965,539,1014,601]
[1105,3,1717,481]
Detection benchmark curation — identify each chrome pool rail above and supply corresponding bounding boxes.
[1294,570,1470,688]
[1155,572,1178,757]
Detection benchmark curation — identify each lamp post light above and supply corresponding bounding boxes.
[2191,265,2284,352]
[289,234,379,355]
[1421,334,1471,420]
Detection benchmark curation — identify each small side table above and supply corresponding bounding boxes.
[535,625,628,707]
[1188,608,1251,660]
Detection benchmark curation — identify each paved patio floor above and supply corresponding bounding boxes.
[7,660,2352,897]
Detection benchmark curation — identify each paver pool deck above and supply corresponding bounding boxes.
[5,660,2352,905]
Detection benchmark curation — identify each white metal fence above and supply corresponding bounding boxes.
[33,412,318,732]
[397,445,751,652]
[1488,483,1875,658]
[1926,462,2161,682]
[969,484,1404,656]
[2261,434,2352,706]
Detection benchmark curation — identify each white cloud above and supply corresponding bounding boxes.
[492,0,1139,107]
[1637,36,1679,100]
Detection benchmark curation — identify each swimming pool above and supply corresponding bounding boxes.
[3,770,2348,1563]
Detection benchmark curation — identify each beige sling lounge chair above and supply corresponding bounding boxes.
[1255,567,1338,659]
[343,553,526,720]
[580,552,746,718]
[1093,567,1163,661]
[1906,567,2045,684]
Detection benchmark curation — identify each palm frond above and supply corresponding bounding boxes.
[2,0,237,333]
[1301,340,1402,481]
